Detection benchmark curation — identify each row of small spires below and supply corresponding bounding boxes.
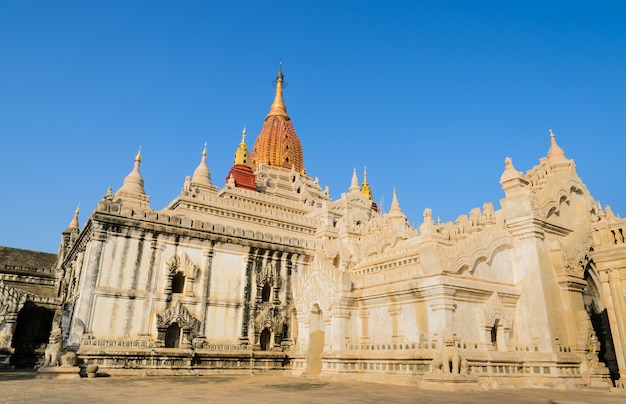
[66,130,567,231]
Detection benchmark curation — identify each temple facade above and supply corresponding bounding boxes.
[0,247,58,368]
[30,66,626,388]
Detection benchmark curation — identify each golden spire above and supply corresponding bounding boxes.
[360,167,373,200]
[234,125,250,165]
[251,64,305,173]
[265,60,289,121]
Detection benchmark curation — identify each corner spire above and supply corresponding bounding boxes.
[349,168,360,193]
[233,125,250,165]
[500,157,529,197]
[360,167,373,200]
[547,129,566,162]
[117,147,146,195]
[114,148,150,208]
[68,203,80,230]
[265,61,289,121]
[389,188,405,221]
[226,126,256,191]
[191,142,213,187]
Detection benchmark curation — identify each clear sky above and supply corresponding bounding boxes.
[1,1,624,253]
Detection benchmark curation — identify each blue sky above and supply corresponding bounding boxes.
[1,1,624,253]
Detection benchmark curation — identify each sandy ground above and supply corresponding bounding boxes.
[1,371,625,404]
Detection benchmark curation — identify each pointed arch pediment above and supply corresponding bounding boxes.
[559,229,593,276]
[483,292,512,329]
[156,301,197,330]
[293,252,350,315]
[166,252,199,279]
[257,260,277,285]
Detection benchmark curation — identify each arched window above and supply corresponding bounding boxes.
[261,283,272,302]
[491,319,499,345]
[165,323,181,348]
[260,328,271,351]
[172,272,185,294]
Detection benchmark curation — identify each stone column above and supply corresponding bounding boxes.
[330,304,351,350]
[323,314,332,351]
[272,251,281,305]
[138,234,162,336]
[389,306,403,344]
[199,244,215,337]
[555,273,587,353]
[602,268,626,375]
[239,248,255,345]
[359,309,370,345]
[68,222,107,346]
[428,286,457,335]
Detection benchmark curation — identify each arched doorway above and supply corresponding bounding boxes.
[259,328,272,351]
[306,304,324,376]
[583,263,620,383]
[165,323,181,348]
[10,301,54,368]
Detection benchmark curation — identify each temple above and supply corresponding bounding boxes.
[2,66,626,390]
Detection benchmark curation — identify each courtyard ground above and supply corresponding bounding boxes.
[1,370,625,403]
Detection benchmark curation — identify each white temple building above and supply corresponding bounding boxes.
[32,66,626,389]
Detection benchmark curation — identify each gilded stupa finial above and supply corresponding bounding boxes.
[361,167,373,200]
[234,125,250,165]
[241,125,247,144]
[135,146,142,162]
[266,61,289,121]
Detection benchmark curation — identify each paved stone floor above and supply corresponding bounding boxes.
[1,371,625,404]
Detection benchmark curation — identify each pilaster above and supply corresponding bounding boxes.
[68,223,107,347]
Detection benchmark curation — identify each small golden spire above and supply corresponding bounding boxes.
[234,125,250,165]
[266,61,289,121]
[360,167,373,200]
[135,146,142,162]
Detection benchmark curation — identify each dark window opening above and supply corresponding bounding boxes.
[490,320,498,345]
[165,323,181,348]
[172,272,185,294]
[261,283,272,302]
[260,328,271,351]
